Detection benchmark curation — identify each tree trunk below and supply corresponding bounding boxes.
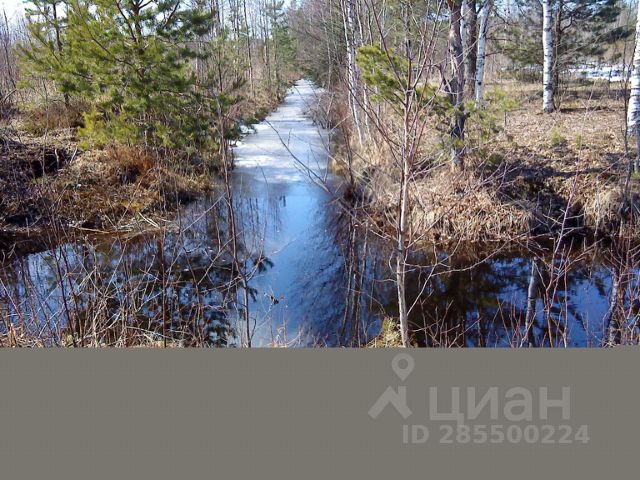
[396,90,411,347]
[52,2,69,107]
[341,0,363,145]
[1,9,16,91]
[395,0,415,348]
[463,0,477,97]
[474,0,491,103]
[552,0,563,105]
[542,0,555,113]
[242,0,254,95]
[263,13,272,92]
[523,259,541,347]
[604,266,621,346]
[626,4,640,172]
[354,0,371,131]
[448,0,465,169]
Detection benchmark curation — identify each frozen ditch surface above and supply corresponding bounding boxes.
[230,80,375,345]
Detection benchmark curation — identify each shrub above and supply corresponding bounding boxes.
[550,127,566,147]
[573,133,584,149]
[22,101,85,135]
[107,145,156,185]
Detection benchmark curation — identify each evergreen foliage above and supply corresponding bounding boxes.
[23,1,219,151]
[356,44,450,117]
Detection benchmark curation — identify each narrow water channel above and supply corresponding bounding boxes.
[0,80,637,347]
[229,80,378,345]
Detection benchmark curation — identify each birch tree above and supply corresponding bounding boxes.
[447,0,466,168]
[542,0,555,112]
[626,3,640,173]
[340,0,364,145]
[474,0,491,103]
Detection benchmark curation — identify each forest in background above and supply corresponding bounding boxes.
[1,1,638,231]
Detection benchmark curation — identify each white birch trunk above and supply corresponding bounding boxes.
[341,0,363,145]
[523,259,541,347]
[448,0,465,169]
[542,0,554,113]
[354,0,371,132]
[460,1,466,50]
[474,0,491,103]
[626,5,640,171]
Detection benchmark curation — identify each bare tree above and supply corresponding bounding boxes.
[542,0,555,112]
[626,2,640,172]
[447,0,465,169]
[0,9,17,117]
[462,0,477,97]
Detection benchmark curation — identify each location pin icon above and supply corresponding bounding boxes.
[392,353,415,381]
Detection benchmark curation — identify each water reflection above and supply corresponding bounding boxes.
[400,243,638,347]
[0,80,638,347]
[229,80,371,345]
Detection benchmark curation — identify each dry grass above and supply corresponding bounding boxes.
[367,318,404,347]
[0,124,214,233]
[334,79,640,242]
[1,73,288,237]
[410,168,533,242]
[46,146,213,231]
[19,100,86,135]
[494,80,639,236]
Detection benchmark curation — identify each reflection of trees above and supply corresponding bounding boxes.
[599,238,640,346]
[337,214,372,345]
[363,242,634,348]
[3,191,638,348]
[231,171,376,346]
[404,251,532,347]
[524,259,543,347]
[0,202,242,346]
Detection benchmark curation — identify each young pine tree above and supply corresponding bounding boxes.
[23,0,72,105]
[24,0,215,151]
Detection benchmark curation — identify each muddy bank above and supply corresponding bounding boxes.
[0,128,213,235]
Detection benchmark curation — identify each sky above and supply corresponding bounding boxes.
[1,0,24,21]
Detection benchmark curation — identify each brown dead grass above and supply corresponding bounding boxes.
[20,100,86,135]
[495,80,639,237]
[1,79,285,236]
[367,317,404,347]
[411,168,533,242]
[0,123,213,233]
[337,79,640,242]
[47,146,212,230]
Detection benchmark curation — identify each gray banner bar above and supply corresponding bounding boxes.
[0,349,637,479]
